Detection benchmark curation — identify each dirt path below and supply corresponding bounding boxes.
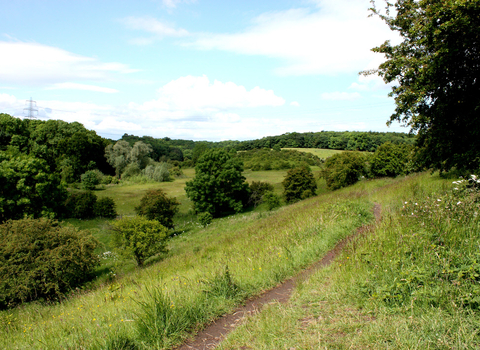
[175,203,382,350]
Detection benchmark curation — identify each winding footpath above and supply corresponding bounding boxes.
[175,203,382,350]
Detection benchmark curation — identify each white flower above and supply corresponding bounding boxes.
[457,201,462,205]
[437,199,442,202]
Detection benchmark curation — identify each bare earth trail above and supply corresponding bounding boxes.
[176,203,382,350]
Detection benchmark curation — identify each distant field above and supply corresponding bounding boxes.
[282,148,344,158]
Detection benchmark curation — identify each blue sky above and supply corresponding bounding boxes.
[0,0,407,141]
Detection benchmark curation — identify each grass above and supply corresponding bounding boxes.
[5,170,477,349]
[0,169,373,349]
[282,147,344,159]
[219,173,480,349]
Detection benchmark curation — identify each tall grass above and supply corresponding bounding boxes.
[219,173,480,349]
[0,176,374,349]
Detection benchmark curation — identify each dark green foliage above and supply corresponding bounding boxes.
[135,189,179,229]
[0,152,67,222]
[110,216,168,266]
[81,170,99,190]
[249,181,274,207]
[198,212,213,227]
[370,142,413,178]
[0,114,114,179]
[65,191,97,219]
[263,191,281,210]
[368,0,480,172]
[185,149,250,217]
[235,130,415,152]
[94,197,117,218]
[323,152,367,190]
[0,218,99,309]
[282,166,317,203]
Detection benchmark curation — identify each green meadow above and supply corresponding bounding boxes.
[2,167,479,349]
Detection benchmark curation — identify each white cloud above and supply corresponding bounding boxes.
[321,91,361,101]
[121,16,189,38]
[0,41,138,86]
[47,83,119,93]
[290,101,300,107]
[188,0,398,76]
[132,75,285,113]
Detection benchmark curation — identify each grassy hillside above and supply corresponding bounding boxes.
[219,173,480,349]
[2,170,478,349]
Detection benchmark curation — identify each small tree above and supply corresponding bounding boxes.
[81,170,99,190]
[282,166,317,203]
[185,149,250,217]
[64,191,97,219]
[135,189,179,229]
[263,191,281,210]
[322,152,367,190]
[198,212,213,227]
[110,216,168,266]
[370,142,413,178]
[94,197,117,218]
[249,181,274,207]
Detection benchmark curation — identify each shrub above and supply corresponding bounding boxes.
[370,142,413,177]
[0,218,99,308]
[144,163,170,182]
[80,170,99,190]
[263,191,281,210]
[198,212,213,227]
[94,197,117,218]
[282,166,317,203]
[322,152,367,190]
[122,163,141,179]
[135,189,179,229]
[249,181,274,207]
[65,191,97,219]
[110,216,168,266]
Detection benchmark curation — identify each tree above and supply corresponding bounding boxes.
[0,153,67,222]
[370,142,413,177]
[135,189,179,229]
[185,149,250,217]
[110,216,168,266]
[367,0,480,172]
[322,152,367,190]
[282,166,317,203]
[105,140,132,178]
[81,170,99,190]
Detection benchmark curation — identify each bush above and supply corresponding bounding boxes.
[65,191,97,219]
[110,216,168,266]
[144,163,170,182]
[94,197,117,218]
[282,166,317,203]
[0,218,99,308]
[135,189,179,229]
[198,212,213,227]
[263,191,281,210]
[370,142,413,177]
[322,152,367,190]
[249,181,274,207]
[81,170,99,190]
[122,163,141,179]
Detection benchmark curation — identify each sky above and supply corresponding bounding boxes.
[0,0,407,141]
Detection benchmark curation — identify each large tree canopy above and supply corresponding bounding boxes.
[368,0,480,171]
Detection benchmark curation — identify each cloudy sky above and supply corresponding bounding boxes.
[0,0,406,141]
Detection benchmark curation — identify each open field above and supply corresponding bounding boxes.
[3,170,479,349]
[282,147,344,159]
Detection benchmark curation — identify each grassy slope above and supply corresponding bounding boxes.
[220,173,480,349]
[0,169,370,349]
